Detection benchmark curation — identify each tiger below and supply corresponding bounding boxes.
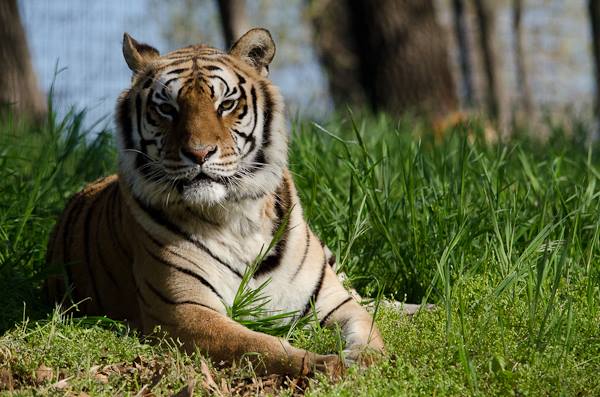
[45,28,384,375]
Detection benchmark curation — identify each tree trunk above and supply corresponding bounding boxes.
[472,0,503,123]
[452,0,475,108]
[0,0,46,123]
[309,0,367,108]
[310,0,458,119]
[216,0,249,49]
[589,0,600,136]
[512,0,533,119]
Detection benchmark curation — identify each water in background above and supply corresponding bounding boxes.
[19,0,332,129]
[19,0,596,130]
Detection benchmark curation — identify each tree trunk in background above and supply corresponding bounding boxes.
[512,0,533,120]
[0,0,46,123]
[310,0,458,119]
[589,0,600,138]
[216,0,248,49]
[473,0,504,124]
[452,0,475,108]
[309,0,367,108]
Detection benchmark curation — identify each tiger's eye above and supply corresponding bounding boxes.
[157,103,177,118]
[219,100,236,114]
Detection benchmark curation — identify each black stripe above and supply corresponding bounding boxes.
[136,285,149,307]
[299,258,327,318]
[61,195,87,298]
[208,75,231,95]
[254,149,265,165]
[146,110,159,127]
[96,190,119,287]
[175,85,184,101]
[237,131,255,150]
[244,89,264,169]
[250,86,258,136]
[167,67,188,75]
[83,195,105,312]
[143,245,224,301]
[135,94,143,139]
[237,104,248,120]
[255,179,291,276]
[96,223,119,288]
[254,234,288,276]
[291,225,311,280]
[142,224,226,281]
[234,86,248,119]
[116,94,134,150]
[61,194,84,263]
[135,197,243,279]
[142,78,153,89]
[115,185,126,244]
[239,87,259,162]
[205,65,223,71]
[164,76,180,86]
[319,297,353,327]
[155,86,168,101]
[327,253,336,267]
[145,279,216,311]
[259,81,274,147]
[234,72,246,85]
[155,58,191,68]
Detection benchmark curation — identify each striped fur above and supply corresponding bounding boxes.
[46,29,384,375]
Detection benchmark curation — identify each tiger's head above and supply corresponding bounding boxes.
[116,29,287,208]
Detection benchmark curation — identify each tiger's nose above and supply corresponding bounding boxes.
[181,144,217,164]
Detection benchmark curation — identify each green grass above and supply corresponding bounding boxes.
[0,108,599,395]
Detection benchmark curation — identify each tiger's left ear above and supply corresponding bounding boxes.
[229,28,275,77]
[123,33,160,73]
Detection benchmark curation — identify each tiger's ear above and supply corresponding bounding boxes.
[122,33,160,73]
[229,28,275,77]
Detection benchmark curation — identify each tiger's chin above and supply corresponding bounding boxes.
[178,180,228,206]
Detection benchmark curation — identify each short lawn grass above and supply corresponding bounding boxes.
[0,109,599,395]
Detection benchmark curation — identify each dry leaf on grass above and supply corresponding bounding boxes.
[134,384,155,397]
[51,376,72,390]
[94,372,109,384]
[220,377,230,394]
[199,358,222,395]
[35,364,54,384]
[0,368,14,391]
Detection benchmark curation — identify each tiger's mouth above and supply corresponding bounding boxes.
[175,171,224,192]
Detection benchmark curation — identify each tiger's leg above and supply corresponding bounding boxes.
[142,305,341,376]
[318,266,385,364]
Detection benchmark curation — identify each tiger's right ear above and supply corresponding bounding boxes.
[229,28,275,77]
[122,33,160,73]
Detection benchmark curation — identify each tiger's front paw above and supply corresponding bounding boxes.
[342,344,386,367]
[301,351,344,376]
